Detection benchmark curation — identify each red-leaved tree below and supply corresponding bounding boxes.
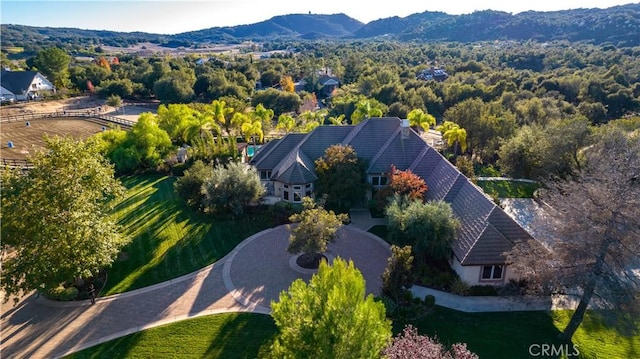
[375,165,428,209]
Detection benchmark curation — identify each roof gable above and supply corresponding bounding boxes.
[1,70,39,94]
[368,129,426,173]
[251,133,306,170]
[342,118,402,162]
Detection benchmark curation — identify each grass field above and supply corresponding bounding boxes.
[65,307,639,358]
[476,180,540,198]
[65,313,278,359]
[103,174,272,295]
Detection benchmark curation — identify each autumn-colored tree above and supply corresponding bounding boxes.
[97,56,112,72]
[376,165,428,204]
[280,75,295,92]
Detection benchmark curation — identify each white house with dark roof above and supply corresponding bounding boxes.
[250,117,532,286]
[0,70,56,102]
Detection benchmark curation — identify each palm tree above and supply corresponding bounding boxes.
[210,99,234,136]
[437,121,467,156]
[407,108,436,133]
[252,103,274,135]
[328,114,346,126]
[351,99,383,124]
[183,110,221,144]
[276,114,296,134]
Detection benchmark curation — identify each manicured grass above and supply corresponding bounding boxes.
[476,180,540,198]
[66,308,638,358]
[103,174,272,295]
[65,313,277,359]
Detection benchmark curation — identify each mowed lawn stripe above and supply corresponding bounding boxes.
[103,174,272,295]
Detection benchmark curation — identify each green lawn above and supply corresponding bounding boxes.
[476,180,540,198]
[103,174,272,295]
[65,313,277,359]
[65,308,638,358]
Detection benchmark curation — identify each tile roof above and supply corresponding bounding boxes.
[254,117,534,266]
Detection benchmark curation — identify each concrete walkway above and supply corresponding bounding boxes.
[1,212,575,358]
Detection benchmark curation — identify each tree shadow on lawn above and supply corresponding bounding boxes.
[406,306,571,359]
[105,174,273,295]
[204,313,277,359]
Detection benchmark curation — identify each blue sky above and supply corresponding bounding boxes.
[1,0,636,35]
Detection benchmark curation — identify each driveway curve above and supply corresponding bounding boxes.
[0,224,391,359]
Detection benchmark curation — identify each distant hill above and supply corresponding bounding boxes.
[173,13,364,42]
[2,4,639,50]
[355,4,640,46]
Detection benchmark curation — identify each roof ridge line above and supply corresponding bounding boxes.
[408,145,430,171]
[367,127,401,172]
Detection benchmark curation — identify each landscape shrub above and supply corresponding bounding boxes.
[43,285,79,301]
[468,285,498,296]
[451,277,470,296]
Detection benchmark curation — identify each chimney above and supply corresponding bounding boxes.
[401,119,410,139]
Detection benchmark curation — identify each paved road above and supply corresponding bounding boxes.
[0,225,391,359]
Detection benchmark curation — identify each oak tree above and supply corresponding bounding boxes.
[1,137,129,301]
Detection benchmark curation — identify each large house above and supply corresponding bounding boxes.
[250,117,533,286]
[1,69,56,102]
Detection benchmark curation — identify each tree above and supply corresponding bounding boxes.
[287,197,349,266]
[105,113,173,173]
[383,325,478,359]
[183,108,221,143]
[506,127,640,340]
[437,121,467,156]
[153,70,196,104]
[314,144,367,211]
[276,113,296,134]
[382,245,414,303]
[386,196,459,263]
[280,75,295,92]
[157,104,195,144]
[407,108,436,132]
[210,99,235,135]
[174,160,214,210]
[106,94,123,113]
[203,161,264,215]
[376,165,428,204]
[1,137,129,301]
[270,258,392,358]
[33,47,71,89]
[350,98,385,124]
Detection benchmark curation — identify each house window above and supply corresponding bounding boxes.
[371,175,388,187]
[293,192,302,202]
[481,265,504,280]
[284,191,289,200]
[305,183,312,188]
[305,191,312,197]
[260,170,271,180]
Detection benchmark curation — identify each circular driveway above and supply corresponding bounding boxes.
[223,225,392,311]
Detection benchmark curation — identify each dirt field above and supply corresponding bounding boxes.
[0,96,158,123]
[1,118,107,160]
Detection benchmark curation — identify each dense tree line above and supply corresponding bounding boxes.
[11,39,640,180]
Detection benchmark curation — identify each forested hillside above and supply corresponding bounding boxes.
[2,3,639,52]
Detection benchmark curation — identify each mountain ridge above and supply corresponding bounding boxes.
[1,4,639,48]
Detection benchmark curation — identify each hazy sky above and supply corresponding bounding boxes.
[1,0,636,35]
